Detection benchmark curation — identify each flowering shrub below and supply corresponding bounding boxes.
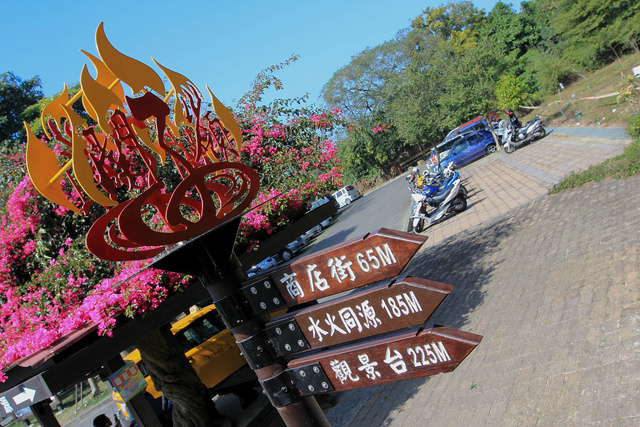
[0,56,346,381]
[233,56,345,253]
[0,151,191,381]
[372,123,390,134]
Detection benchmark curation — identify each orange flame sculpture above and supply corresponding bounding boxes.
[25,23,259,261]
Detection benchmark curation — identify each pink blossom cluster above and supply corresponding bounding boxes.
[0,176,41,285]
[0,174,190,381]
[237,187,306,251]
[372,123,390,134]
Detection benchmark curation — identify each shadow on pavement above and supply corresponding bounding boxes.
[326,217,518,425]
[404,215,516,330]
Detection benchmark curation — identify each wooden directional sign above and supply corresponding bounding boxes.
[0,375,51,417]
[287,327,481,394]
[241,229,427,314]
[265,277,453,353]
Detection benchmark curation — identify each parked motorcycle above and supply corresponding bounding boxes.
[502,115,546,154]
[406,163,468,233]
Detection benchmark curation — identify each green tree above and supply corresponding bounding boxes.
[412,1,487,51]
[551,0,640,69]
[0,72,43,148]
[321,39,409,122]
[384,2,498,142]
[338,113,403,181]
[324,1,509,177]
[387,27,503,147]
[386,31,449,146]
[508,0,572,95]
[495,74,530,109]
[322,38,412,179]
[520,47,574,94]
[480,1,542,69]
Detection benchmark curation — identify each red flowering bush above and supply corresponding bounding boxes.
[0,56,346,381]
[233,56,345,253]
[0,151,190,380]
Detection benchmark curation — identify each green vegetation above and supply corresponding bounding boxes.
[322,0,640,183]
[0,73,43,149]
[537,50,640,193]
[519,51,640,128]
[53,381,112,426]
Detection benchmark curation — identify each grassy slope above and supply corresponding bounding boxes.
[514,51,640,193]
[520,51,640,129]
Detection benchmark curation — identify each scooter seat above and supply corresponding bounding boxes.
[428,185,453,204]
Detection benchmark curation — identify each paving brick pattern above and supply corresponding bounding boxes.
[327,130,640,426]
[423,132,629,247]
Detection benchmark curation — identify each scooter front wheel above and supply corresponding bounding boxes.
[406,218,414,233]
[504,144,516,154]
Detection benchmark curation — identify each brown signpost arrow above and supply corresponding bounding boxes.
[264,277,453,353]
[287,327,482,394]
[241,228,427,314]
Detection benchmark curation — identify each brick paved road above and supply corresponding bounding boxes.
[325,129,640,426]
[424,129,630,246]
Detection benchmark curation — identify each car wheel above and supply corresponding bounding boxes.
[279,249,293,261]
[486,143,497,155]
[346,198,351,205]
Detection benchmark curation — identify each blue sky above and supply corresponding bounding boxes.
[2,0,503,107]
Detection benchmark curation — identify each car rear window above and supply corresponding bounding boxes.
[174,310,226,350]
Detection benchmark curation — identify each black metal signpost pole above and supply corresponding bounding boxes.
[202,250,330,426]
[151,218,330,426]
[30,400,60,427]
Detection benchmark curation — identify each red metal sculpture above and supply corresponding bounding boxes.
[25,23,259,261]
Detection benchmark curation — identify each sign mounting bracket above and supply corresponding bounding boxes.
[261,363,335,408]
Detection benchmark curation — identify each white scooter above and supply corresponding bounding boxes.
[503,115,546,154]
[406,163,467,233]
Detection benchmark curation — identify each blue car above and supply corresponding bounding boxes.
[429,130,498,170]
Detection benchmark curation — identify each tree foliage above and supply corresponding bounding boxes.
[321,40,410,122]
[495,74,531,110]
[0,73,43,148]
[551,0,640,69]
[323,0,640,181]
[412,0,486,51]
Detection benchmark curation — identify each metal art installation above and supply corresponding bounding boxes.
[25,23,259,261]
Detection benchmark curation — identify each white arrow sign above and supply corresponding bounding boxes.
[12,388,36,405]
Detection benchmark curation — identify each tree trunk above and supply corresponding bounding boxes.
[136,329,220,427]
[88,377,101,397]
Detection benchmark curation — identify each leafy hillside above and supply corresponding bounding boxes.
[521,51,640,129]
[323,0,640,183]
